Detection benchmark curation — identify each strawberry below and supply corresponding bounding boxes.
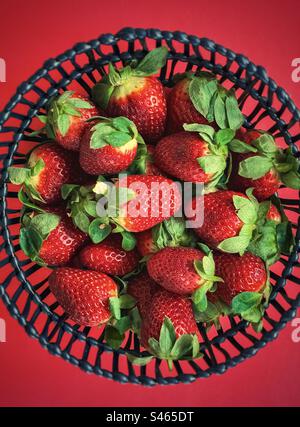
[228,130,300,200]
[112,175,182,233]
[37,91,99,151]
[266,203,281,222]
[79,234,140,276]
[187,189,259,254]
[20,208,87,266]
[133,289,201,369]
[136,217,196,257]
[213,252,270,327]
[127,271,159,319]
[79,116,139,175]
[147,246,222,312]
[154,125,235,186]
[49,267,118,326]
[92,47,168,143]
[167,72,244,134]
[8,142,89,204]
[63,175,181,252]
[136,229,157,257]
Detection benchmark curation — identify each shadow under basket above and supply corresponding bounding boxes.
[0,27,300,386]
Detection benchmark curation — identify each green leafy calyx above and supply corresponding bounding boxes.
[188,73,244,131]
[130,317,201,370]
[92,47,168,110]
[89,116,138,150]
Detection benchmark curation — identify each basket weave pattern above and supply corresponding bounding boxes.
[0,27,299,386]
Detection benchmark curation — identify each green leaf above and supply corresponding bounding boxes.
[90,130,108,149]
[183,123,215,140]
[240,306,263,323]
[74,212,90,233]
[276,221,294,255]
[37,114,48,124]
[215,129,235,146]
[62,104,81,117]
[112,116,133,133]
[104,325,124,349]
[197,155,226,175]
[214,95,227,129]
[83,199,97,217]
[8,167,31,185]
[114,315,131,335]
[127,354,154,366]
[247,221,279,265]
[229,139,258,153]
[61,184,79,200]
[119,294,136,310]
[189,77,213,118]
[232,291,263,314]
[57,91,73,103]
[104,131,132,147]
[31,159,45,176]
[31,213,60,237]
[252,133,277,155]
[233,195,257,224]
[92,82,115,110]
[225,95,244,130]
[239,156,273,179]
[202,253,215,276]
[192,285,209,312]
[67,98,93,109]
[217,235,251,254]
[121,231,136,251]
[19,227,43,259]
[18,189,45,213]
[134,47,168,76]
[170,335,193,359]
[109,297,121,320]
[89,219,111,244]
[129,306,142,335]
[159,317,176,355]
[280,170,300,189]
[57,113,70,136]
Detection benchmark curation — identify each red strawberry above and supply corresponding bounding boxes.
[127,271,159,319]
[167,77,209,134]
[138,289,201,368]
[187,190,259,254]
[79,234,140,276]
[167,73,243,134]
[214,252,267,305]
[92,47,168,143]
[136,229,157,257]
[154,126,234,185]
[38,91,99,151]
[79,116,138,175]
[113,175,182,232]
[49,267,118,326]
[8,142,89,204]
[147,247,221,304]
[266,204,281,223]
[228,129,300,200]
[20,208,87,266]
[136,217,196,257]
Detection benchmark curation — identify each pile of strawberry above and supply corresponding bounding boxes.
[8,47,300,368]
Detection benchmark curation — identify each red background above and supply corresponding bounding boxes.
[0,0,300,407]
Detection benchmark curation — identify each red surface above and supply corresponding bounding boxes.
[0,0,300,407]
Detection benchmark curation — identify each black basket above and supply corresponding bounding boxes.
[0,27,299,386]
